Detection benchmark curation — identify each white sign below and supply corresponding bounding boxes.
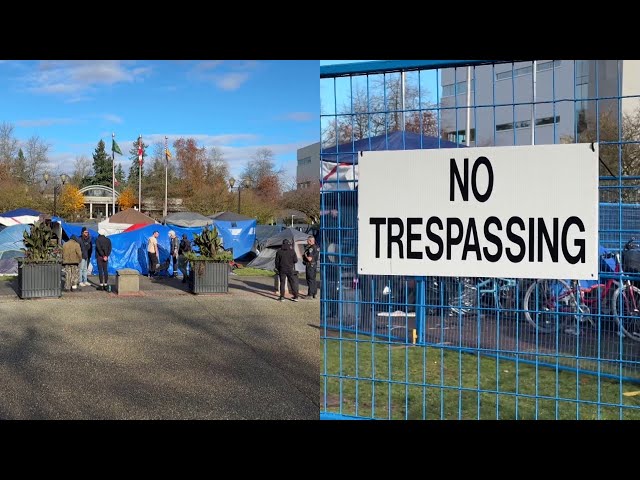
[357,144,599,280]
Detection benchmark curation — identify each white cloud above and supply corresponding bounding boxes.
[188,61,258,91]
[101,114,123,124]
[16,118,76,127]
[281,112,314,122]
[24,61,153,99]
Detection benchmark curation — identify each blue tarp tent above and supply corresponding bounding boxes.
[210,212,257,260]
[52,216,99,241]
[87,223,204,276]
[320,131,464,164]
[0,224,30,274]
[0,208,41,217]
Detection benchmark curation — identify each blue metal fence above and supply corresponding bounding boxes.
[320,60,640,420]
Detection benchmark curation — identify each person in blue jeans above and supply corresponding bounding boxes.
[78,227,93,286]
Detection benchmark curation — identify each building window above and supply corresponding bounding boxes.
[447,128,476,144]
[495,60,562,81]
[297,181,312,189]
[496,116,560,131]
[298,156,312,166]
[442,79,475,98]
[575,60,590,133]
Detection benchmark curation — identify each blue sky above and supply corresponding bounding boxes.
[0,60,319,184]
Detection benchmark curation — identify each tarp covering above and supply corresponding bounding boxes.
[123,223,149,233]
[247,227,309,273]
[210,211,254,222]
[52,216,99,241]
[0,224,29,274]
[165,211,213,228]
[212,218,257,259]
[107,209,157,225]
[88,224,203,276]
[0,208,42,227]
[320,132,464,192]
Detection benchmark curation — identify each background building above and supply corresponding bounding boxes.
[440,60,640,147]
[296,142,321,189]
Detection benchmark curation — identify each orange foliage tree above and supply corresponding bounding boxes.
[59,184,86,220]
[117,187,136,210]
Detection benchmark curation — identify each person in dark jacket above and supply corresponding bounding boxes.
[275,238,299,302]
[95,229,112,291]
[303,235,319,299]
[78,226,92,287]
[178,234,192,283]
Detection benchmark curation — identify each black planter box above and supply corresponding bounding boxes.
[17,260,62,299]
[189,261,229,294]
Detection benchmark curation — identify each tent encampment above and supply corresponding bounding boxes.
[209,212,257,260]
[0,208,42,227]
[165,211,213,228]
[320,131,463,191]
[247,227,309,273]
[98,209,158,236]
[0,224,30,274]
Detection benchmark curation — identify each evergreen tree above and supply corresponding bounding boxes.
[91,139,112,187]
[12,148,29,184]
[115,163,125,190]
[127,140,149,193]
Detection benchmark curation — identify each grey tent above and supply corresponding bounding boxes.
[247,227,310,273]
[165,211,213,228]
[209,211,254,222]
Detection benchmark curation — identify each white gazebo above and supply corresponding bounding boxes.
[79,185,120,219]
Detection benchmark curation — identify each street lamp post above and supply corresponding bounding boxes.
[228,177,251,214]
[43,172,68,217]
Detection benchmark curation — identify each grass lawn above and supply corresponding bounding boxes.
[322,333,640,420]
[0,276,12,282]
[233,267,277,277]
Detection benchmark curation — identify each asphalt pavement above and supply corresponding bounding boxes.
[0,274,319,420]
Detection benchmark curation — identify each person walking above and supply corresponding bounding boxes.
[303,235,319,299]
[275,238,299,302]
[95,229,112,291]
[169,230,179,278]
[147,231,160,277]
[62,234,82,292]
[78,226,92,287]
[178,233,192,283]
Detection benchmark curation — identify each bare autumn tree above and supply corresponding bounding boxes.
[321,76,439,148]
[282,183,320,225]
[173,137,207,197]
[70,155,92,187]
[23,134,50,185]
[561,105,640,203]
[185,146,233,215]
[0,122,19,166]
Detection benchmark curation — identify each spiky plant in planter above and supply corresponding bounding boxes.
[18,221,63,299]
[184,226,233,294]
[21,221,62,263]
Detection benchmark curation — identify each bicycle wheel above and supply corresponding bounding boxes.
[523,279,578,333]
[612,284,640,342]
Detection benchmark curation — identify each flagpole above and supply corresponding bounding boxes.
[138,134,142,211]
[164,136,168,219]
[112,133,116,217]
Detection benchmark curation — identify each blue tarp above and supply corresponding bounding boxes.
[86,224,204,276]
[0,224,29,274]
[211,218,256,259]
[0,208,41,217]
[52,216,99,241]
[320,131,464,164]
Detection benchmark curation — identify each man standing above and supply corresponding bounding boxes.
[62,235,82,292]
[95,229,112,291]
[275,238,299,302]
[178,233,192,283]
[78,226,92,287]
[147,230,160,277]
[169,230,179,278]
[303,235,319,299]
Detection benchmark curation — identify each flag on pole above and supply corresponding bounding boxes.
[165,147,172,162]
[138,140,144,167]
[112,139,123,156]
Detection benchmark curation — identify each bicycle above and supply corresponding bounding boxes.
[522,239,640,342]
[431,276,523,316]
